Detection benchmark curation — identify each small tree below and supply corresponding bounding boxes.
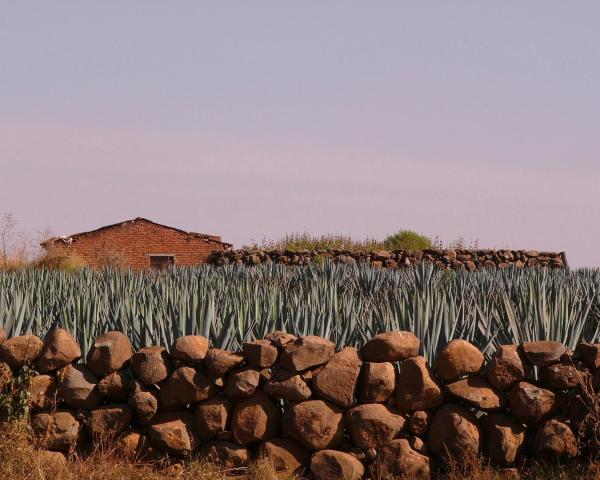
[383,230,433,251]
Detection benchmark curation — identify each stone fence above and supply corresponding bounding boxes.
[0,327,595,479]
[208,248,568,270]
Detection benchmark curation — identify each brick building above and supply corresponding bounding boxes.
[41,218,231,269]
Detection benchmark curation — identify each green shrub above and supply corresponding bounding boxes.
[383,230,433,251]
[245,232,384,252]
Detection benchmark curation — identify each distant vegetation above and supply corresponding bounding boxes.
[383,230,433,251]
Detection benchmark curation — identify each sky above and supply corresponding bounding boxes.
[0,2,599,267]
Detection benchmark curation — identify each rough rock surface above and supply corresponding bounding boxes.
[487,345,531,390]
[509,382,555,425]
[345,403,406,449]
[312,347,362,407]
[31,410,81,452]
[31,374,57,411]
[358,361,395,403]
[128,380,158,425]
[200,440,250,469]
[158,366,214,410]
[577,343,600,371]
[231,391,280,445]
[86,331,133,377]
[97,370,130,402]
[446,375,503,410]
[131,346,171,386]
[170,335,209,363]
[279,336,336,372]
[264,369,312,401]
[310,450,365,480]
[436,339,484,382]
[38,328,81,373]
[85,404,133,438]
[0,335,43,369]
[540,363,583,390]
[408,410,431,437]
[225,368,261,399]
[204,349,245,378]
[396,356,444,412]
[483,413,526,467]
[522,341,567,367]
[257,438,310,478]
[428,403,481,460]
[375,438,431,480]
[147,412,199,457]
[58,364,101,409]
[283,399,344,450]
[243,339,279,368]
[534,418,578,457]
[194,396,233,442]
[362,331,419,362]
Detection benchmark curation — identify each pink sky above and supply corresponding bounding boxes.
[1,2,599,267]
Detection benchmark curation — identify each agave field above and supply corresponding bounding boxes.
[0,263,599,363]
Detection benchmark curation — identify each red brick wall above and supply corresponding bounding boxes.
[44,221,227,269]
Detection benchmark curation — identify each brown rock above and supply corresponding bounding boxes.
[264,369,312,401]
[31,410,81,452]
[204,348,245,378]
[436,339,484,381]
[118,429,151,459]
[446,375,503,410]
[31,374,57,411]
[158,366,215,410]
[170,335,209,363]
[428,404,480,461]
[408,410,431,437]
[85,404,133,438]
[257,438,310,478]
[279,336,336,372]
[225,368,260,399]
[128,380,158,425]
[534,418,578,457]
[0,361,11,390]
[58,364,102,409]
[358,362,395,403]
[487,345,531,390]
[310,450,364,480]
[345,403,406,449]
[232,391,280,445]
[243,339,279,368]
[540,363,584,390]
[86,331,133,377]
[313,347,362,407]
[148,412,199,457]
[265,331,297,349]
[577,343,600,371]
[483,413,526,467]
[509,382,555,425]
[37,450,67,470]
[0,328,4,345]
[0,335,43,369]
[200,440,250,469]
[522,341,566,367]
[395,356,444,412]
[131,346,171,385]
[38,328,81,373]
[362,331,419,362]
[375,438,431,480]
[194,396,233,441]
[283,399,344,450]
[97,370,130,402]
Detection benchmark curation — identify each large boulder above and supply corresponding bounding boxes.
[58,364,102,409]
[522,341,566,367]
[225,368,260,399]
[509,382,555,425]
[194,396,233,442]
[38,328,81,373]
[345,403,406,449]
[310,450,364,480]
[436,339,484,382]
[97,370,130,402]
[170,335,209,363]
[540,363,584,390]
[577,343,600,371]
[257,438,310,478]
[358,361,395,403]
[279,336,336,372]
[231,391,280,445]
[313,347,362,407]
[0,335,43,369]
[427,403,481,461]
[482,413,526,467]
[534,418,578,457]
[362,331,419,362]
[487,345,531,390]
[264,369,312,401]
[446,376,503,410]
[147,412,199,457]
[85,404,133,439]
[118,429,152,459]
[131,346,171,385]
[265,331,297,349]
[200,440,250,469]
[158,366,215,410]
[31,410,81,453]
[375,438,431,480]
[31,374,57,411]
[243,339,279,368]
[283,399,344,450]
[204,349,245,378]
[128,379,158,425]
[86,331,133,377]
[395,356,444,412]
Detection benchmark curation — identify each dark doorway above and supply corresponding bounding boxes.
[150,255,175,270]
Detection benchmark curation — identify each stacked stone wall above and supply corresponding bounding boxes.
[0,327,595,479]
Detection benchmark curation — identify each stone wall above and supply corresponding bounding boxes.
[208,248,568,270]
[0,327,594,479]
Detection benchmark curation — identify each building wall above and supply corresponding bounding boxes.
[45,221,227,269]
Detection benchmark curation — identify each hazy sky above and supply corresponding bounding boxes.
[1,2,599,267]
